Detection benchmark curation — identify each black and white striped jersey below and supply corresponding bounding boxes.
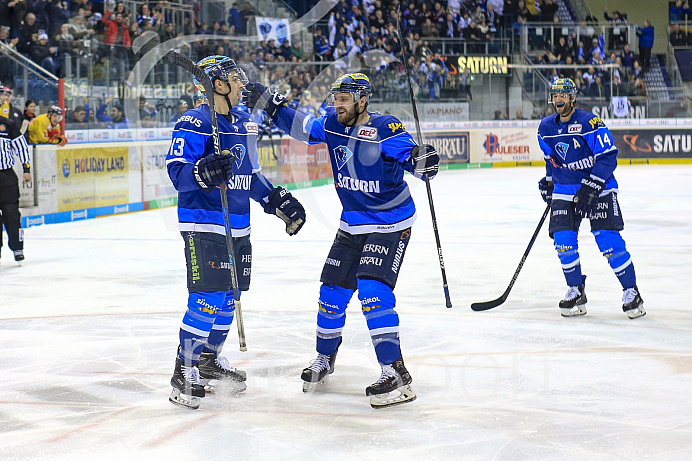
[0,116,31,171]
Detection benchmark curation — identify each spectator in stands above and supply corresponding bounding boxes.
[670,23,688,47]
[314,28,331,60]
[0,87,22,130]
[137,3,155,26]
[560,56,576,80]
[169,100,188,126]
[636,20,654,72]
[554,36,571,62]
[17,12,41,54]
[619,43,636,70]
[610,74,627,97]
[138,95,157,127]
[96,96,131,128]
[65,101,90,129]
[238,2,256,35]
[421,17,440,38]
[29,33,57,74]
[541,0,559,22]
[626,74,646,97]
[587,75,609,99]
[102,9,131,47]
[669,1,691,22]
[603,7,626,24]
[514,110,525,120]
[228,3,241,34]
[459,66,472,100]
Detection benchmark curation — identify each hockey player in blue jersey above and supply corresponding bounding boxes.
[165,56,306,409]
[537,78,645,319]
[245,72,440,408]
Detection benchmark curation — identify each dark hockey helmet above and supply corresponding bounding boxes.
[47,105,63,121]
[327,73,372,106]
[194,55,248,93]
[548,78,578,104]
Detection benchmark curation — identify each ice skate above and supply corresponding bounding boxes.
[301,339,341,392]
[198,352,247,394]
[622,286,646,319]
[559,275,587,317]
[169,356,205,410]
[13,250,24,265]
[366,358,416,409]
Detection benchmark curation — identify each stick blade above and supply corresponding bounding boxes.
[471,297,506,311]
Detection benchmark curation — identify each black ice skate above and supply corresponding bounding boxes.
[559,275,587,317]
[13,250,24,264]
[169,355,205,410]
[366,358,416,409]
[198,352,247,393]
[622,286,646,319]
[301,339,341,393]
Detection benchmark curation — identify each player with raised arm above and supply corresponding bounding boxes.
[165,55,306,409]
[245,73,440,408]
[537,78,645,319]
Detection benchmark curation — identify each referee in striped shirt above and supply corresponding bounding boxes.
[0,113,31,263]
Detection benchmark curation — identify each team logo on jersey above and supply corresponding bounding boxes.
[357,127,377,140]
[243,122,258,134]
[221,143,246,168]
[568,124,582,133]
[334,145,354,170]
[0,124,5,132]
[555,142,570,160]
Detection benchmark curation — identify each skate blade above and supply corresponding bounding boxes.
[369,385,417,409]
[201,378,247,395]
[169,388,200,409]
[560,306,587,317]
[626,306,646,319]
[302,375,328,393]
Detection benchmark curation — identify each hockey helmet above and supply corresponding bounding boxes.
[194,55,248,93]
[327,73,372,106]
[47,105,63,121]
[548,78,577,104]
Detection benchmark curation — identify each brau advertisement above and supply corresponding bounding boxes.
[57,146,130,211]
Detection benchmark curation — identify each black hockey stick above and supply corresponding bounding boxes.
[396,8,452,308]
[471,204,551,311]
[167,52,247,351]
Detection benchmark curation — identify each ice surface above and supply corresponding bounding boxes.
[1,165,691,460]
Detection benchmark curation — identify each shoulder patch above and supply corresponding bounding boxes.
[387,122,406,134]
[588,116,605,129]
[568,124,582,133]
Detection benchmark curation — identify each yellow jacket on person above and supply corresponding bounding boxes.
[28,113,66,145]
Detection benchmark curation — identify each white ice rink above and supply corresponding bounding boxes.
[1,165,691,461]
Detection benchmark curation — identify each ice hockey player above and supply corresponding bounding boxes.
[245,72,440,408]
[165,55,306,409]
[537,78,645,319]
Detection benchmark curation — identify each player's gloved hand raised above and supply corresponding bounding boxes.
[193,154,234,192]
[538,177,553,204]
[264,186,306,236]
[410,144,439,179]
[244,82,286,119]
[574,176,604,216]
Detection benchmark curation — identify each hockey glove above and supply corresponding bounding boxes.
[538,177,553,204]
[193,154,235,192]
[244,82,286,119]
[264,186,306,236]
[574,176,604,216]
[410,144,440,179]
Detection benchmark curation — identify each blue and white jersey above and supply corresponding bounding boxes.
[537,108,619,201]
[166,104,274,237]
[274,105,418,234]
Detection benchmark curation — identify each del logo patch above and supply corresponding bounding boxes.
[357,127,377,140]
[568,124,582,133]
[334,145,354,170]
[244,122,258,134]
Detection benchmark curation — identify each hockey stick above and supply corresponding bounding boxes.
[396,8,452,308]
[471,204,551,311]
[167,52,247,351]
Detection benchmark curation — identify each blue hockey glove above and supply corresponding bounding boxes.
[574,176,604,216]
[244,82,286,119]
[264,186,306,236]
[193,154,234,192]
[410,144,439,179]
[538,177,553,204]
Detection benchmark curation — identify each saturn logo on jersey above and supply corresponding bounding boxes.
[555,142,570,160]
[334,145,354,170]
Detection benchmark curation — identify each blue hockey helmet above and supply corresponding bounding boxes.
[194,55,248,93]
[548,77,577,104]
[327,73,372,106]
